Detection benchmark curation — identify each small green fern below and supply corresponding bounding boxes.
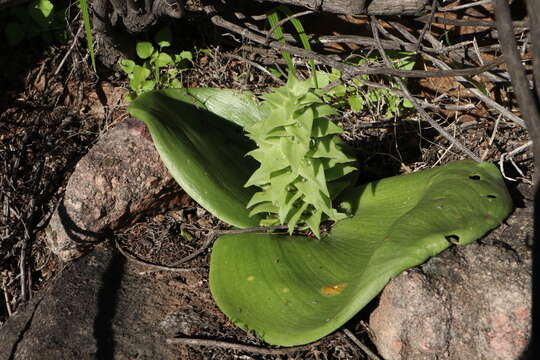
[244,77,357,237]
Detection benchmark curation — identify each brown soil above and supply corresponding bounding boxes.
[0,1,533,359]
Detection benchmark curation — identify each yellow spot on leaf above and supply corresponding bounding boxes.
[247,275,255,281]
[282,287,290,293]
[321,283,348,295]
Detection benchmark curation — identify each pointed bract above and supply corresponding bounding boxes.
[244,78,357,237]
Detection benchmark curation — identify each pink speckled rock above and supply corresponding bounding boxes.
[45,118,182,261]
[369,205,532,360]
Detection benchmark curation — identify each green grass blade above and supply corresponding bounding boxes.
[267,10,295,77]
[277,6,317,86]
[79,0,96,71]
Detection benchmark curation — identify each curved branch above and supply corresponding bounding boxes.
[205,5,504,79]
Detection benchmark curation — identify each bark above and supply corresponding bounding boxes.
[258,0,429,16]
[92,0,184,68]
[1,0,429,16]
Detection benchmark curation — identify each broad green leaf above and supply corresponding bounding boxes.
[156,53,173,67]
[130,65,151,91]
[119,59,136,74]
[36,0,53,17]
[210,160,512,346]
[329,84,347,98]
[403,98,414,108]
[136,41,154,59]
[141,80,156,92]
[179,50,193,61]
[348,94,364,112]
[128,88,264,228]
[28,0,53,28]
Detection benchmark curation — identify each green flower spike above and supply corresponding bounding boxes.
[244,77,357,237]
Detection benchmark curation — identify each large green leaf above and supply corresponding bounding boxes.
[209,160,512,346]
[128,88,264,228]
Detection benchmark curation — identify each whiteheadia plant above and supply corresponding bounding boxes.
[244,76,358,237]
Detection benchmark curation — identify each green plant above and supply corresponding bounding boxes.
[79,0,95,71]
[1,0,68,46]
[264,6,416,118]
[120,27,192,101]
[128,86,512,346]
[267,6,317,82]
[244,76,356,236]
[316,51,416,118]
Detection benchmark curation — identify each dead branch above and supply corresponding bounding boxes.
[370,16,481,161]
[415,14,528,29]
[206,5,504,79]
[493,0,540,175]
[380,20,526,127]
[342,329,382,360]
[257,0,428,16]
[265,10,314,44]
[166,336,319,355]
[115,240,204,274]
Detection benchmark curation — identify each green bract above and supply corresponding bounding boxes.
[244,77,357,237]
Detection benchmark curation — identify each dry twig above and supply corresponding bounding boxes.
[370,16,481,161]
[205,5,504,79]
[383,20,526,128]
[166,337,318,355]
[115,240,204,274]
[265,9,314,44]
[415,0,438,51]
[221,53,284,84]
[2,278,12,316]
[440,0,491,12]
[54,20,84,76]
[493,0,540,175]
[498,141,532,182]
[136,225,288,275]
[342,329,382,360]
[415,15,528,29]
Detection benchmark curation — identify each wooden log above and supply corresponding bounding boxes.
[259,0,429,16]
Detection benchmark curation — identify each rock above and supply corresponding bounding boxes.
[0,248,218,360]
[160,306,221,337]
[369,204,532,360]
[45,118,182,261]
